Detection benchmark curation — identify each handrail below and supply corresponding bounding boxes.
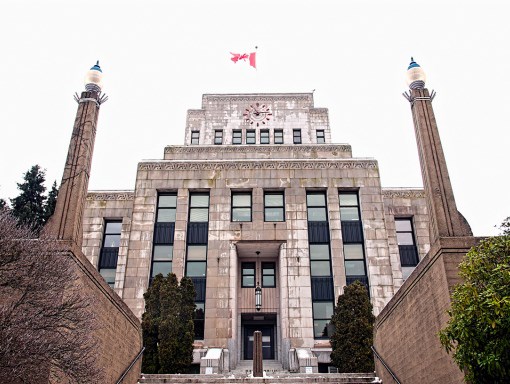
[371,345,402,384]
[116,346,145,384]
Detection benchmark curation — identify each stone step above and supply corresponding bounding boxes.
[138,372,378,383]
[231,360,286,377]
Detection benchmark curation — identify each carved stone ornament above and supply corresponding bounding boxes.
[382,189,426,198]
[86,192,135,201]
[138,160,377,171]
[164,144,352,154]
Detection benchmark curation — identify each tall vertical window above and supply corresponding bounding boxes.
[262,262,276,287]
[99,220,122,287]
[340,192,368,291]
[316,130,325,143]
[293,129,302,144]
[232,192,252,222]
[191,131,200,145]
[264,191,285,222]
[242,262,256,287]
[152,194,177,280]
[395,218,419,280]
[307,192,334,339]
[260,130,270,144]
[186,192,210,339]
[274,129,284,144]
[233,130,242,144]
[246,130,256,144]
[214,130,223,145]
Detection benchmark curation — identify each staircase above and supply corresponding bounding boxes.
[231,359,286,377]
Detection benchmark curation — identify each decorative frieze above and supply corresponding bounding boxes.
[201,93,313,107]
[382,189,426,198]
[139,160,377,171]
[164,145,351,154]
[86,192,135,201]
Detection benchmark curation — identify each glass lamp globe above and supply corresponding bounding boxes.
[406,58,426,89]
[84,61,103,92]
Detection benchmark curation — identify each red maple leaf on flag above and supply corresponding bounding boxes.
[230,52,256,68]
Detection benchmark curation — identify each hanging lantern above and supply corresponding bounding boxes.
[255,282,262,311]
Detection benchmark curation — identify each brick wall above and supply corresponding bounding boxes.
[373,237,478,384]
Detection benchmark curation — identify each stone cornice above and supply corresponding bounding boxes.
[139,159,377,171]
[86,191,135,201]
[164,144,351,154]
[201,93,313,108]
[382,189,425,198]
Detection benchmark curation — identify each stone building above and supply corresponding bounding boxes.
[82,84,432,372]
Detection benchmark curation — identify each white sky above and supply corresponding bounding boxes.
[0,0,508,235]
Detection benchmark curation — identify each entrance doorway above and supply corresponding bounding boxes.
[244,325,274,360]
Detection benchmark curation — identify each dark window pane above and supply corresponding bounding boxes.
[262,266,275,275]
[104,234,120,248]
[313,319,332,338]
[159,195,177,208]
[313,302,334,319]
[274,130,283,144]
[233,208,251,222]
[152,261,172,277]
[311,260,331,276]
[154,245,173,261]
[187,262,206,277]
[260,130,269,144]
[243,276,255,287]
[307,194,326,207]
[105,222,122,234]
[190,208,209,222]
[307,207,327,221]
[157,208,176,222]
[265,208,284,222]
[265,194,283,206]
[310,244,329,260]
[339,193,358,206]
[343,244,364,259]
[233,130,242,144]
[191,195,209,207]
[345,260,365,276]
[397,232,414,245]
[242,266,255,275]
[262,275,275,287]
[187,245,207,260]
[395,219,412,232]
[340,207,359,221]
[233,194,251,206]
[100,268,116,285]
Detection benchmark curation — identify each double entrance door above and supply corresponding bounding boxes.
[244,325,274,360]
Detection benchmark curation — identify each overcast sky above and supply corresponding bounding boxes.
[0,0,508,235]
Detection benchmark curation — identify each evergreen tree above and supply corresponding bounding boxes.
[176,276,196,373]
[0,198,6,209]
[10,165,47,231]
[44,180,58,222]
[141,274,164,374]
[330,281,375,372]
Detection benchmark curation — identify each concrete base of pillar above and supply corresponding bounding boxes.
[200,348,230,374]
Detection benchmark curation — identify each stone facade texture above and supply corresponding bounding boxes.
[82,93,431,371]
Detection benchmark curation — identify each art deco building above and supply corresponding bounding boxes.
[82,68,432,372]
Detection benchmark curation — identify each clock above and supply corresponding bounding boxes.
[243,103,272,127]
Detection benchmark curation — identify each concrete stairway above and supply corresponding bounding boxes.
[137,372,378,383]
[231,360,286,377]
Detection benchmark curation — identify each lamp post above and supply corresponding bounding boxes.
[255,282,262,311]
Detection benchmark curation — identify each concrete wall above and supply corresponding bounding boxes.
[373,237,479,384]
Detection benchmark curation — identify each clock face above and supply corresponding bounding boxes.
[243,103,272,127]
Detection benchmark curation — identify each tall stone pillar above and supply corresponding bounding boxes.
[404,58,472,244]
[44,62,107,248]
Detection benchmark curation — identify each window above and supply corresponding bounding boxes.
[157,194,177,222]
[246,130,256,144]
[395,218,419,279]
[313,302,334,338]
[99,220,121,287]
[214,130,223,145]
[306,193,327,222]
[293,129,302,144]
[310,244,331,276]
[189,194,209,222]
[264,192,284,222]
[274,129,284,144]
[186,245,207,276]
[152,245,173,278]
[152,194,177,281]
[260,130,270,144]
[232,192,252,222]
[242,262,255,287]
[262,262,276,287]
[316,130,325,143]
[339,193,360,221]
[233,130,242,144]
[191,131,199,145]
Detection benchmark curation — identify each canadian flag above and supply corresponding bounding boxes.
[230,52,256,69]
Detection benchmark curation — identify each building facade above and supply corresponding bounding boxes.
[82,92,430,372]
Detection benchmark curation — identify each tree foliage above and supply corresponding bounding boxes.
[10,165,58,232]
[330,281,375,372]
[0,208,101,383]
[141,273,196,374]
[439,217,510,383]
